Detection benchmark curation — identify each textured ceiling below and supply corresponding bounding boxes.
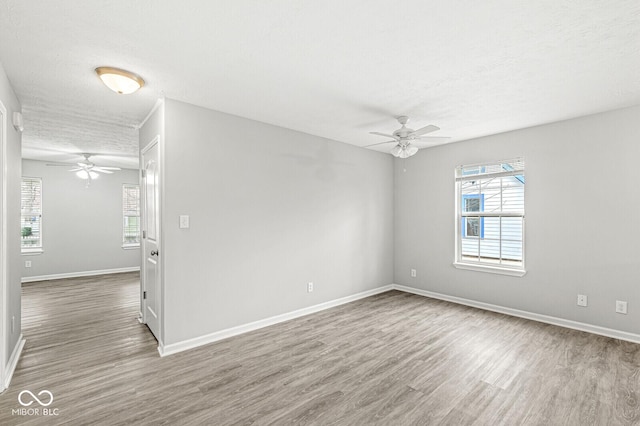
[1,0,639,168]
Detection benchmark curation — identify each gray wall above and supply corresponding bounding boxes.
[394,105,640,334]
[21,160,140,279]
[0,62,22,367]
[160,98,394,345]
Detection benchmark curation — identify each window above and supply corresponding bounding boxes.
[122,184,140,247]
[455,158,525,276]
[21,177,43,252]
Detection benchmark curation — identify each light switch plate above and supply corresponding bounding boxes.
[179,215,190,229]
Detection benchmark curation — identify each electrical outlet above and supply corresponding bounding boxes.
[25,260,31,268]
[179,215,190,229]
[616,300,628,314]
[410,269,417,278]
[577,294,588,307]
[307,282,313,293]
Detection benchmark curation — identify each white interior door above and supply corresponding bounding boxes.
[141,137,161,342]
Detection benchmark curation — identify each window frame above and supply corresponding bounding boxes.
[122,183,141,249]
[454,159,526,277]
[21,176,43,254]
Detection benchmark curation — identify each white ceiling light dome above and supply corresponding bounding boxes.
[95,66,145,94]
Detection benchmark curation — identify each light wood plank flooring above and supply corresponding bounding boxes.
[0,273,639,425]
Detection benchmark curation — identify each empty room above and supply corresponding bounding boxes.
[0,1,639,425]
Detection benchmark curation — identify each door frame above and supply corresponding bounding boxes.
[140,135,162,346]
[0,100,6,391]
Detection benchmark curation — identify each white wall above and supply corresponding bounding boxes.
[21,160,140,279]
[154,98,394,346]
[0,62,22,373]
[395,105,640,335]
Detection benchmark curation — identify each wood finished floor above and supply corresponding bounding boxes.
[0,273,639,425]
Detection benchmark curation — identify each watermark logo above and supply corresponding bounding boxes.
[18,390,53,407]
[12,390,59,417]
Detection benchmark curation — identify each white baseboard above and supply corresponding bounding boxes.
[22,267,140,283]
[159,284,394,357]
[2,335,25,391]
[158,282,640,358]
[393,284,640,344]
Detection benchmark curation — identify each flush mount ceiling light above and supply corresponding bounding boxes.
[95,66,145,94]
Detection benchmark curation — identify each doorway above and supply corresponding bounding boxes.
[140,136,161,344]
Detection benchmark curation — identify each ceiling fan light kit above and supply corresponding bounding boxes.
[47,153,122,187]
[391,144,418,158]
[76,170,99,180]
[367,115,450,158]
[95,66,145,94]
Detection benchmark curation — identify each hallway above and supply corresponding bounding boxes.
[0,272,156,424]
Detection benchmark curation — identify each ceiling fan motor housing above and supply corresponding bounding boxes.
[393,116,415,139]
[393,128,415,139]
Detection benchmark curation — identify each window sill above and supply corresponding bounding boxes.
[453,261,526,277]
[122,244,140,250]
[22,248,44,256]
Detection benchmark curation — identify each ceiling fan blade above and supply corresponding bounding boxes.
[415,135,450,141]
[364,140,399,148]
[92,167,114,174]
[96,166,121,171]
[412,124,440,137]
[369,132,399,140]
[411,143,444,149]
[411,139,450,148]
[68,167,83,172]
[46,162,75,167]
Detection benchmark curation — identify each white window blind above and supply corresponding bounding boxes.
[455,158,525,275]
[21,177,43,250]
[122,184,140,246]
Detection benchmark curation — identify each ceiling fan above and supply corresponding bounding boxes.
[47,153,122,186]
[366,116,449,158]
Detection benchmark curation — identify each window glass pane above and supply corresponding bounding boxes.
[465,198,480,212]
[501,177,524,213]
[479,217,500,261]
[483,216,500,238]
[501,217,523,261]
[123,185,140,245]
[461,180,480,198]
[466,217,480,237]
[461,239,479,259]
[478,178,499,213]
[21,177,42,248]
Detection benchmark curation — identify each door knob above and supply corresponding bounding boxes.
[150,250,158,256]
